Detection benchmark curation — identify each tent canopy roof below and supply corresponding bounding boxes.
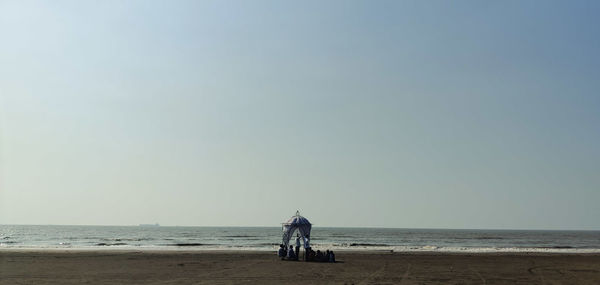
[282,210,312,226]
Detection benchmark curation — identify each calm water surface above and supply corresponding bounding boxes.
[1,225,599,253]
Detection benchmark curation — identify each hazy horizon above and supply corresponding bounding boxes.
[1,1,599,230]
[4,223,600,232]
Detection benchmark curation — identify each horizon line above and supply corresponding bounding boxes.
[1,223,598,231]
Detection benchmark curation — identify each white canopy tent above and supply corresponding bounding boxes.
[281,211,312,249]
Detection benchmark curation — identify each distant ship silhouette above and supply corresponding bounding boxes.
[139,223,160,227]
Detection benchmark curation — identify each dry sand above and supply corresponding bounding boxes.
[1,250,600,284]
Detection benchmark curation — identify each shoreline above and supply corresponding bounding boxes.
[0,248,600,256]
[2,247,600,254]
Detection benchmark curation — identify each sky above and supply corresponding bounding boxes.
[1,0,599,229]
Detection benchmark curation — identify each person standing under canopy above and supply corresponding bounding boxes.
[295,234,301,259]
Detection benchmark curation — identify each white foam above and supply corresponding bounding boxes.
[390,246,600,253]
[2,243,600,254]
[297,243,600,253]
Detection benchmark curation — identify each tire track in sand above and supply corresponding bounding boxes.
[357,261,388,285]
[469,266,487,285]
[399,264,413,285]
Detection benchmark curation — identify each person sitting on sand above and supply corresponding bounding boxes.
[288,245,297,260]
[306,247,315,261]
[316,250,324,262]
[329,250,335,263]
[278,244,286,260]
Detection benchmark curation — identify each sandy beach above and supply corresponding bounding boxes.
[1,250,599,284]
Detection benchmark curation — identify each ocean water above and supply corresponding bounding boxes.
[1,225,599,253]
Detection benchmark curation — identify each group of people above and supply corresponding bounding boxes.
[277,244,336,263]
[278,244,298,260]
[305,247,336,262]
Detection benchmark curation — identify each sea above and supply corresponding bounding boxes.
[1,225,599,253]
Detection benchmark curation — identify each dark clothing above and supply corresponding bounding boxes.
[288,247,297,260]
[316,251,324,262]
[278,247,286,260]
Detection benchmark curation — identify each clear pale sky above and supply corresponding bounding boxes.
[1,1,599,229]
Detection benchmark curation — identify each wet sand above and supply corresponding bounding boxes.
[1,250,600,284]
